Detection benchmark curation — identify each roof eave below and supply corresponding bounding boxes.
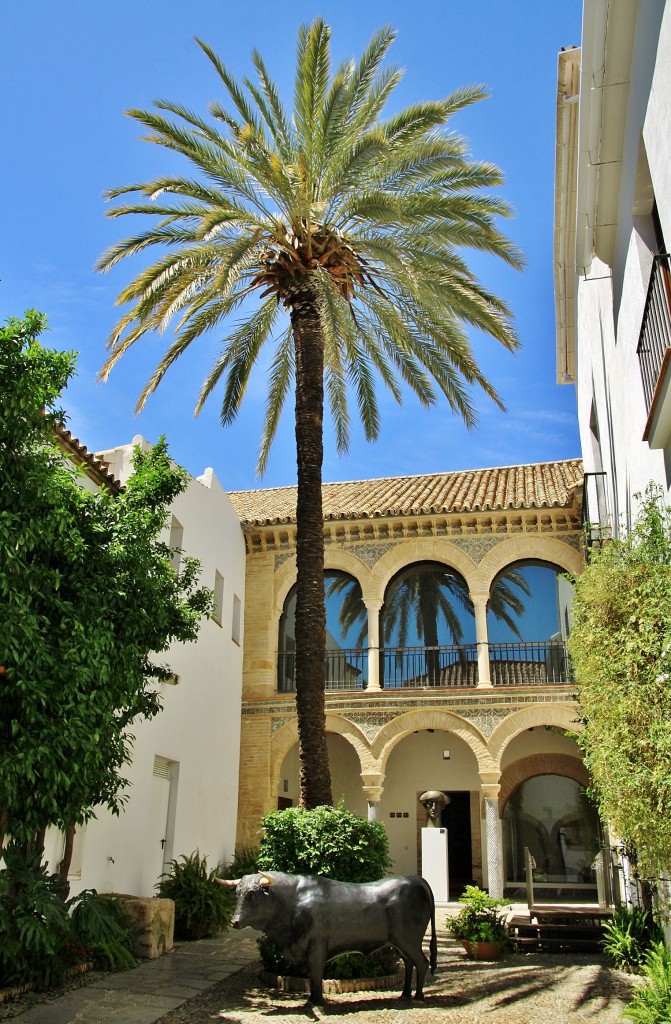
[554,46,581,386]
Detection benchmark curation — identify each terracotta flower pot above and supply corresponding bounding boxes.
[460,940,503,960]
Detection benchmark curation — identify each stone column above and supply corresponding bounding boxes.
[362,776,384,820]
[471,591,491,687]
[366,601,382,691]
[481,781,504,898]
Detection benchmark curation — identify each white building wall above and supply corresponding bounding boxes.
[575,2,671,527]
[44,437,246,897]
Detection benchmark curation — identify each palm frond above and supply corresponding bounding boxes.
[250,49,293,159]
[99,20,523,475]
[195,37,262,135]
[257,327,294,475]
[195,297,280,421]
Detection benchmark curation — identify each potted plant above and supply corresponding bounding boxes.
[447,885,510,960]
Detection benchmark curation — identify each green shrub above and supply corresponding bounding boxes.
[0,843,73,989]
[447,885,510,945]
[156,850,234,940]
[622,942,671,1023]
[257,805,391,883]
[0,846,138,989]
[68,890,136,970]
[602,905,665,973]
[220,845,259,879]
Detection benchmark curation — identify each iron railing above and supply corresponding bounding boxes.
[637,253,671,413]
[277,640,572,691]
[277,648,367,692]
[582,470,610,555]
[489,641,572,686]
[380,644,478,689]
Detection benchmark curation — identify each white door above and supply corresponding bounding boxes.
[146,758,172,891]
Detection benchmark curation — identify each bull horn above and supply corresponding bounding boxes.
[214,877,240,887]
[259,871,275,887]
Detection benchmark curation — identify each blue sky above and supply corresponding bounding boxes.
[2,2,582,491]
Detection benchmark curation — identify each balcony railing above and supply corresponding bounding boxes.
[489,641,573,686]
[637,253,671,413]
[582,470,610,556]
[381,644,478,689]
[278,648,368,693]
[277,640,572,692]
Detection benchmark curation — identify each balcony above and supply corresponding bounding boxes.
[581,470,610,556]
[381,644,478,689]
[489,641,573,686]
[277,640,572,693]
[639,253,671,447]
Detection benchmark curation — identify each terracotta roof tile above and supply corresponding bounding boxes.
[55,424,121,492]
[228,459,583,526]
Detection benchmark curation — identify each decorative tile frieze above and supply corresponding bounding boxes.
[270,715,295,734]
[242,689,578,725]
[340,542,395,568]
[462,708,512,737]
[447,536,503,563]
[338,711,401,741]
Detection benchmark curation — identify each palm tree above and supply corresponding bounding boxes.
[96,20,523,809]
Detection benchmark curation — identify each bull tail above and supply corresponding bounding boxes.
[429,889,437,975]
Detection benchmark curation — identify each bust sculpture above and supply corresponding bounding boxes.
[419,789,449,827]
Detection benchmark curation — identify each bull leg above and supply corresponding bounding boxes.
[413,949,429,1000]
[306,939,328,1006]
[396,942,429,1000]
[400,954,414,999]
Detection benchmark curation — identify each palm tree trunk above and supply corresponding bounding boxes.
[290,284,333,810]
[420,586,441,684]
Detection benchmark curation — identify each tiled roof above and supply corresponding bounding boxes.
[228,459,583,526]
[55,424,121,492]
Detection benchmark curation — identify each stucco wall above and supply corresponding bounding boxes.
[575,3,671,523]
[44,441,246,897]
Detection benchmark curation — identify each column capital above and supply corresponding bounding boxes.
[481,785,501,802]
[479,771,501,797]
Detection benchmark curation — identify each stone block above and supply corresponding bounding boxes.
[113,895,175,959]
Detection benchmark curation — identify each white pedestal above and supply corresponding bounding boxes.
[421,827,449,902]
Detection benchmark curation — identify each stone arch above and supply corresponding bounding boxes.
[478,536,583,594]
[273,558,297,619]
[268,714,372,799]
[367,540,479,609]
[499,754,590,814]
[274,549,371,614]
[371,708,496,776]
[488,703,580,766]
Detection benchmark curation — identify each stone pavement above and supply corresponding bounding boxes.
[8,929,259,1024]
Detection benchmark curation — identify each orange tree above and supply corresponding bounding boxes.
[0,312,211,866]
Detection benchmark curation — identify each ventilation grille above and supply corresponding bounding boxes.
[153,757,171,779]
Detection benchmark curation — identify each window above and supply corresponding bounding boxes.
[169,516,183,573]
[232,594,242,645]
[213,570,224,625]
[503,775,601,886]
